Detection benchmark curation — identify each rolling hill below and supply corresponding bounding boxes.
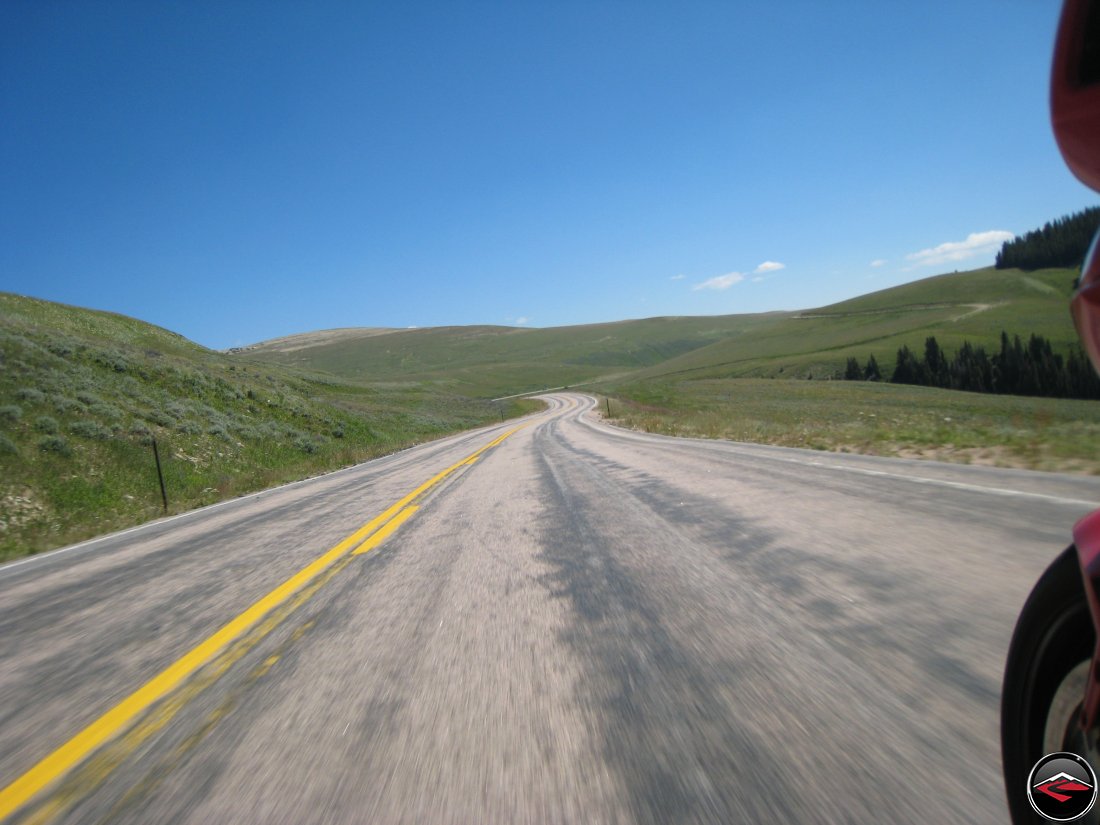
[1,263,1092,558]
[238,266,1081,396]
[237,316,780,398]
[623,266,1080,383]
[0,293,534,560]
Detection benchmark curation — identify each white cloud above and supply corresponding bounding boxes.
[692,272,744,291]
[905,230,1013,267]
[754,261,785,274]
[751,276,765,283]
[670,273,686,281]
[870,259,887,268]
[514,316,530,326]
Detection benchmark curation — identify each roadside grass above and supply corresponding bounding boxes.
[596,378,1100,475]
[3,262,1092,559]
[0,294,539,561]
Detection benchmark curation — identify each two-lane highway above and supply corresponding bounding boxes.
[3,393,1098,823]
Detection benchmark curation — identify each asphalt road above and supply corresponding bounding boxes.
[3,392,1100,824]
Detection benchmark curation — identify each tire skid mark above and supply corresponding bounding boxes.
[530,425,792,824]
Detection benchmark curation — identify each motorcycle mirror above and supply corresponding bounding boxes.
[1052,0,1100,192]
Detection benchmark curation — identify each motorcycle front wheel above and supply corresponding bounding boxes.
[1002,545,1097,823]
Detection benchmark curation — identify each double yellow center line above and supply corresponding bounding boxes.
[0,425,522,822]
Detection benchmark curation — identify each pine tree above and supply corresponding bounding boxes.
[994,332,1021,394]
[883,330,1097,399]
[1068,346,1100,399]
[949,342,993,393]
[891,346,920,384]
[863,354,881,381]
[995,206,1100,270]
[844,357,862,380]
[924,337,948,387]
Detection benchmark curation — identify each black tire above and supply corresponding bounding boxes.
[1002,545,1096,823]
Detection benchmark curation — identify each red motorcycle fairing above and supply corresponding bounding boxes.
[1075,509,1100,732]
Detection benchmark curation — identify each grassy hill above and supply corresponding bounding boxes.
[239,267,1080,396]
[2,264,1095,558]
[586,266,1099,473]
[0,293,535,560]
[239,315,784,397]
[626,266,1080,382]
[236,264,1100,474]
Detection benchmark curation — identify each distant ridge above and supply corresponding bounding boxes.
[235,266,1080,396]
[230,326,399,354]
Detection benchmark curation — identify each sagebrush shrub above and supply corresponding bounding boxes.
[89,403,122,422]
[53,397,81,414]
[35,416,59,434]
[143,409,172,427]
[38,435,71,456]
[70,420,109,440]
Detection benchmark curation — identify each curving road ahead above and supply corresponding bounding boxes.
[2,393,1099,824]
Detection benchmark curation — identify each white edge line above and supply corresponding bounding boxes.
[559,392,1099,509]
[0,415,532,578]
[0,468,338,576]
[790,459,1098,508]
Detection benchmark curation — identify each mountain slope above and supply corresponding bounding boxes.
[238,266,1080,395]
[238,315,784,396]
[1,264,1085,557]
[625,267,1079,382]
[0,293,533,559]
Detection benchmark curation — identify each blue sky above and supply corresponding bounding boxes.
[2,1,1096,350]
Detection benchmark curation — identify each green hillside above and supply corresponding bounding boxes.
[0,293,535,560]
[627,267,1079,382]
[240,266,1080,396]
[2,263,1093,558]
[238,315,784,397]
[587,266,1100,473]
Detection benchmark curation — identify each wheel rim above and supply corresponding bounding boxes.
[1042,661,1100,825]
[1045,660,1091,756]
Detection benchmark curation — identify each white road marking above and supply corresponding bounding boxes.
[769,456,1098,508]
[559,393,1099,509]
[0,419,527,580]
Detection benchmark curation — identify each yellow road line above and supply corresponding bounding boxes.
[353,506,418,555]
[0,425,523,822]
